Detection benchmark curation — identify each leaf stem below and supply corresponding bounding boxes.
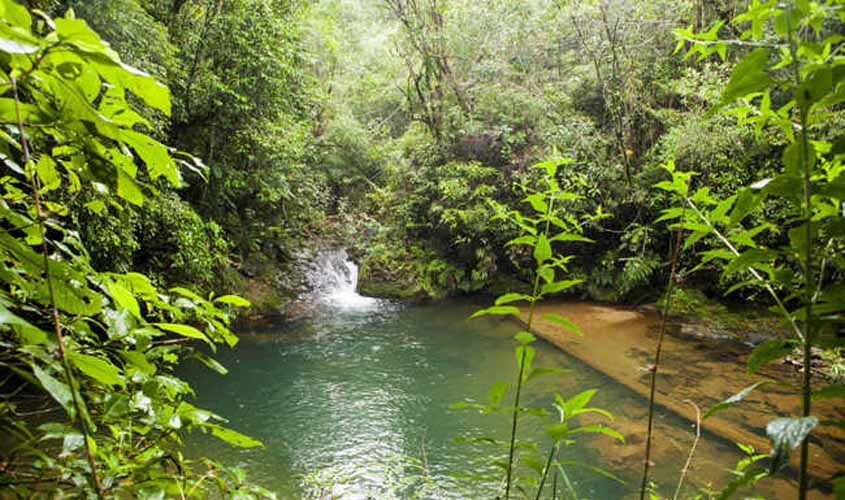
[639,179,686,500]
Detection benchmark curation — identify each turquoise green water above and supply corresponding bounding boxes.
[181,299,753,499]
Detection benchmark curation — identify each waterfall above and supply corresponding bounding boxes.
[307,248,379,311]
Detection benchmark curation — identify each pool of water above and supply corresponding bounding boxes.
[180,298,789,499]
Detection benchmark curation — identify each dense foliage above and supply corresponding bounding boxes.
[0,3,271,498]
[1,0,844,498]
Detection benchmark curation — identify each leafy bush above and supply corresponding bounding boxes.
[0,6,268,497]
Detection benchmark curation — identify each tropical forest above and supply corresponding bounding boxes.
[1,0,844,498]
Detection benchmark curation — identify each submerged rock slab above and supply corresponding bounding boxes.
[518,302,844,485]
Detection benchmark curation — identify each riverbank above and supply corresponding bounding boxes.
[518,302,844,493]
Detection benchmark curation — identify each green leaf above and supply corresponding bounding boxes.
[121,350,156,376]
[716,48,772,110]
[206,423,263,448]
[524,193,547,214]
[121,129,180,186]
[796,67,833,108]
[527,367,565,382]
[563,389,596,417]
[747,339,797,375]
[541,313,582,336]
[514,330,536,345]
[545,422,570,442]
[193,351,228,375]
[766,417,818,472]
[703,381,768,419]
[469,305,520,319]
[494,293,531,305]
[533,233,551,265]
[33,365,75,419]
[522,455,546,476]
[35,155,60,191]
[506,235,536,247]
[154,322,208,342]
[116,168,144,206]
[540,279,582,296]
[486,381,508,409]
[0,0,31,30]
[213,295,251,308]
[108,281,141,320]
[68,352,124,387]
[549,232,593,243]
[569,424,625,443]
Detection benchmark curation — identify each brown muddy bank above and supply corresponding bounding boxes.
[518,302,843,498]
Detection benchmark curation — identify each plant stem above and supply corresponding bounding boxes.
[505,191,556,499]
[786,6,814,497]
[639,184,686,500]
[534,442,559,500]
[12,77,104,499]
[505,347,526,500]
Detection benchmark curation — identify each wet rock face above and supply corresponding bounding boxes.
[356,257,426,300]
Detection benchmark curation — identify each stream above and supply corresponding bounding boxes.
[182,250,820,499]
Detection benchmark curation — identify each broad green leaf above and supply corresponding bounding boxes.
[0,303,33,328]
[35,155,60,191]
[213,295,251,308]
[121,350,156,376]
[121,129,180,186]
[747,339,797,375]
[524,193,547,214]
[494,293,531,305]
[206,423,263,448]
[796,67,833,108]
[540,279,582,296]
[469,305,520,319]
[0,0,31,30]
[108,281,141,320]
[717,48,772,110]
[68,352,124,387]
[537,266,554,284]
[154,323,208,341]
[116,168,144,206]
[541,313,583,336]
[33,365,75,418]
[722,248,776,278]
[533,233,551,265]
[703,381,768,419]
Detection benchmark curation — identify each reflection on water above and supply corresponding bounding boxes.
[181,298,815,499]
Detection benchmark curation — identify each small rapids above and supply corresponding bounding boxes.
[306,248,379,311]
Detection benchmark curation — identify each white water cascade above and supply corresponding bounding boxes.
[307,248,379,311]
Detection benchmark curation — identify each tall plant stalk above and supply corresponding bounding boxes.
[505,194,555,499]
[786,8,814,497]
[639,188,686,500]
